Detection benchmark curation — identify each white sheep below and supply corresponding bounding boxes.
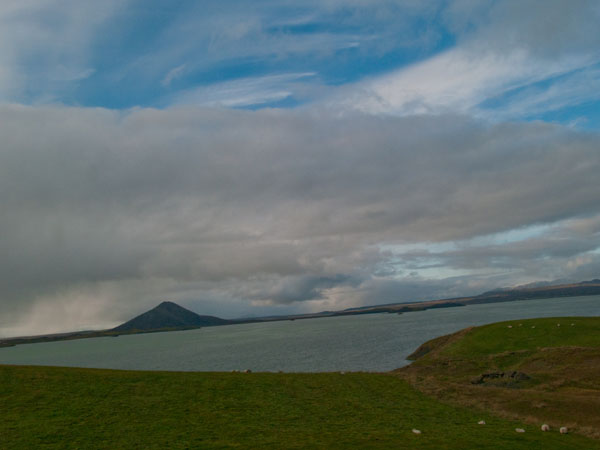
[478,420,486,425]
[560,427,568,434]
[541,424,550,431]
[515,428,525,433]
[412,429,421,435]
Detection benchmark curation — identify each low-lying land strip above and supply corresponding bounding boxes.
[2,280,599,347]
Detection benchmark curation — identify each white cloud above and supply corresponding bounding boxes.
[171,72,317,108]
[478,64,600,121]
[161,64,187,87]
[321,0,600,120]
[0,0,125,101]
[49,66,95,82]
[328,47,597,119]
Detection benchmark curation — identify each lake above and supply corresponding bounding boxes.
[1,295,598,372]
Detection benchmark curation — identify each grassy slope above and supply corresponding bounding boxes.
[397,317,600,440]
[2,366,596,449]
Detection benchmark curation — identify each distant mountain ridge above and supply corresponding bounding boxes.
[112,301,230,332]
[2,278,599,347]
[476,279,600,300]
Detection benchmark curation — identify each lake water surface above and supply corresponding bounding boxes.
[1,295,598,372]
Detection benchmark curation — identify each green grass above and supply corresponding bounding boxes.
[441,317,600,358]
[1,365,596,449]
[399,317,600,441]
[3,317,600,448]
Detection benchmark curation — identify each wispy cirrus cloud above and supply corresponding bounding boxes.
[3,0,599,121]
[161,64,187,87]
[326,44,600,123]
[0,0,126,102]
[477,63,600,123]
[324,0,600,123]
[0,1,449,108]
[170,72,318,108]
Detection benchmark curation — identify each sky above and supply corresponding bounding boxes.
[1,0,600,337]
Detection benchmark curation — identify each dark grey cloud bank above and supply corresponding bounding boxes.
[1,105,599,335]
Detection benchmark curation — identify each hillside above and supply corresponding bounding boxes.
[112,301,230,332]
[396,317,600,439]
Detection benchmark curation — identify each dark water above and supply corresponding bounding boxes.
[0,295,598,372]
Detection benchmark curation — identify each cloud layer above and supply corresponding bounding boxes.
[1,105,599,335]
[1,1,600,336]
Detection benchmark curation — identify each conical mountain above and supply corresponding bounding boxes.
[113,301,229,332]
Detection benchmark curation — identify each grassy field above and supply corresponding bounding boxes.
[1,366,596,449]
[2,316,599,449]
[398,317,600,440]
